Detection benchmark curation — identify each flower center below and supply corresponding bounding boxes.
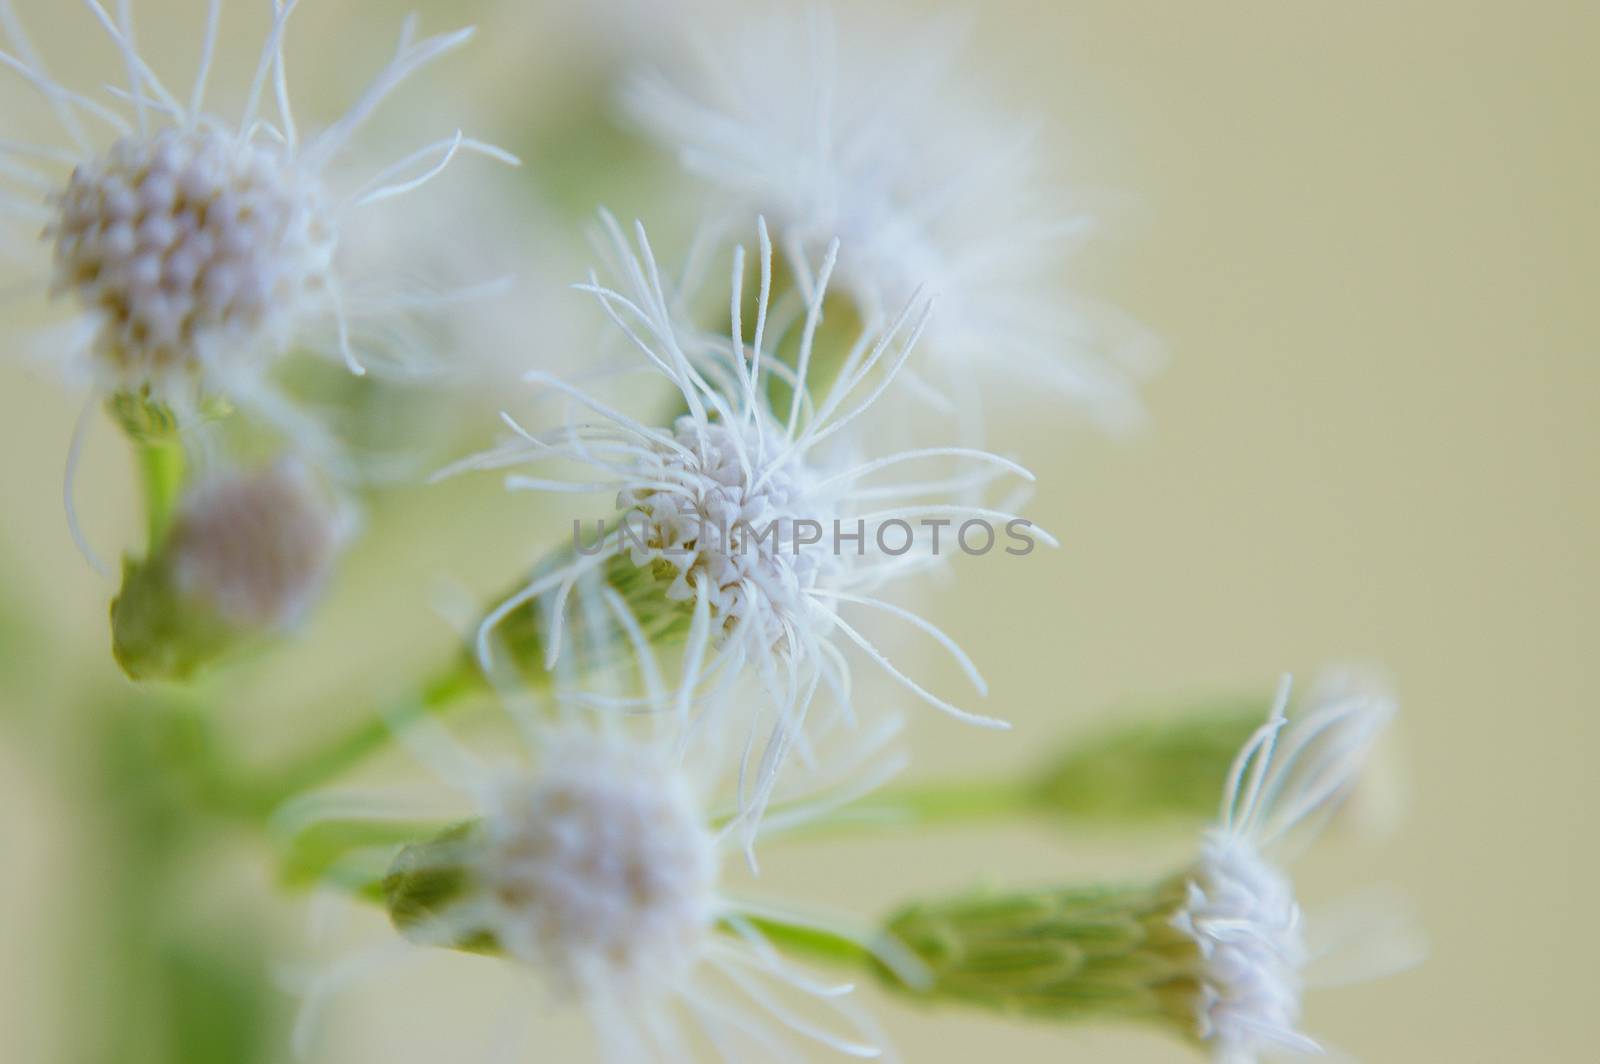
[477,739,717,993]
[620,417,832,638]
[48,126,335,380]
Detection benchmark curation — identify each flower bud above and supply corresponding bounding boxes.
[1028,704,1266,824]
[382,823,495,952]
[877,674,1409,1060]
[878,879,1204,1038]
[111,460,350,680]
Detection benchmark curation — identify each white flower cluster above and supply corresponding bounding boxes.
[0,3,1420,1063]
[460,214,1027,836]
[471,730,718,997]
[1,0,514,426]
[369,4,1413,1059]
[1,0,517,630]
[302,609,911,1061]
[48,125,335,386]
[1179,837,1310,1058]
[626,6,1159,428]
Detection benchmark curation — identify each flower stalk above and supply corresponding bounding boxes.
[107,391,204,547]
[239,659,485,816]
[134,428,187,547]
[786,701,1269,835]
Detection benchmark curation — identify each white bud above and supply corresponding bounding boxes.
[168,460,347,631]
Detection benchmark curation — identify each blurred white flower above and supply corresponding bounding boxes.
[293,628,920,1063]
[625,4,1157,430]
[1172,671,1415,1062]
[166,456,351,631]
[0,0,514,418]
[453,214,1047,820]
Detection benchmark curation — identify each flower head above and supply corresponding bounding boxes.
[296,627,916,1062]
[453,212,1047,819]
[625,5,1156,428]
[109,456,352,679]
[458,729,719,997]
[875,670,1414,1060]
[0,0,514,413]
[613,411,840,648]
[1172,671,1401,1062]
[165,457,350,630]
[47,123,335,383]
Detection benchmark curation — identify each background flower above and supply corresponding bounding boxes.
[625,3,1159,432]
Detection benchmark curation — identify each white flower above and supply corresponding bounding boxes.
[624,4,1156,429]
[166,457,351,630]
[1172,671,1404,1062]
[468,730,717,998]
[0,0,514,413]
[452,213,1050,819]
[291,630,921,1063]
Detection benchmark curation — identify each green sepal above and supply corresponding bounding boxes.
[106,388,231,446]
[484,537,695,688]
[877,878,1203,1039]
[383,821,499,954]
[109,554,238,683]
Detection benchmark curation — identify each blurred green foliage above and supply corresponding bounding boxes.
[62,690,286,1064]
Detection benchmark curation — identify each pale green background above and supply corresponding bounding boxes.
[0,1,1594,1061]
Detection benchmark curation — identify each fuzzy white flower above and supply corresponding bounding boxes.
[1172,671,1407,1062]
[467,730,717,997]
[165,457,350,630]
[291,619,921,1063]
[624,5,1156,428]
[0,0,514,413]
[453,213,1051,818]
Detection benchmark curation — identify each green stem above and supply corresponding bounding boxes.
[174,547,669,823]
[862,777,1038,826]
[222,657,485,819]
[136,435,186,549]
[775,705,1271,838]
[767,777,1039,841]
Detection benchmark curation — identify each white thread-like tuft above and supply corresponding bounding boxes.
[619,415,835,644]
